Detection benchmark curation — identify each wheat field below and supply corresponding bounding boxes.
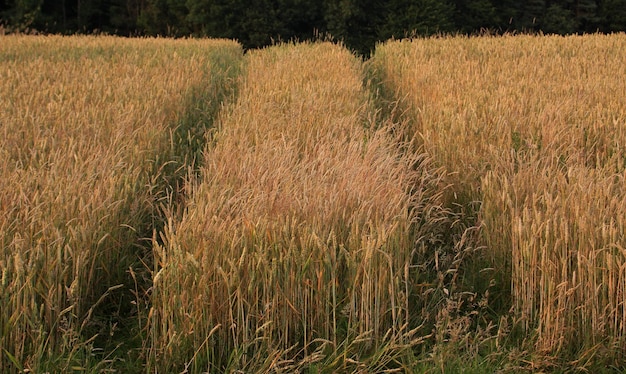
[0,35,241,372]
[3,33,626,372]
[371,33,626,366]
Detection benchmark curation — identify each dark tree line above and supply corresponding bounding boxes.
[2,0,626,54]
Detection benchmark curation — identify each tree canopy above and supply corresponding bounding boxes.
[1,0,624,54]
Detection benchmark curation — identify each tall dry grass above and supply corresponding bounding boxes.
[0,35,242,371]
[148,42,448,372]
[371,34,626,364]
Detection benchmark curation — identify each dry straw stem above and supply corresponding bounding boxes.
[0,35,241,371]
[373,33,626,361]
[483,159,626,360]
[149,41,446,371]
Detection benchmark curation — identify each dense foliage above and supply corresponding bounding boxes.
[1,0,626,54]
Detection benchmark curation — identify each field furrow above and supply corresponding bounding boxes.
[0,35,242,372]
